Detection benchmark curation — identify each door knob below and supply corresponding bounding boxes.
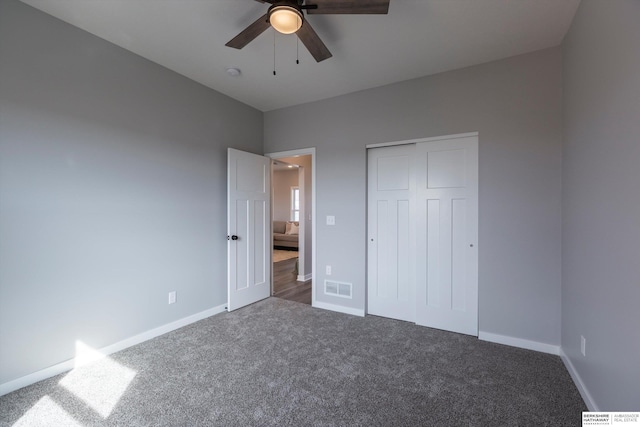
[228,235,239,241]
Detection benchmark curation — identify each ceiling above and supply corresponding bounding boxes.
[20,0,580,112]
[273,160,300,171]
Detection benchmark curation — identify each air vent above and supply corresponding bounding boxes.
[324,280,352,299]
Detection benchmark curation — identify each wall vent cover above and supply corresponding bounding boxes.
[324,280,352,299]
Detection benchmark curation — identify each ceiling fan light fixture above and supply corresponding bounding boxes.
[269,5,303,34]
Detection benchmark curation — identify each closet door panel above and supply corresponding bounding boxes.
[367,145,416,322]
[415,137,478,336]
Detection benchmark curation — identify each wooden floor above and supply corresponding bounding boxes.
[273,257,312,305]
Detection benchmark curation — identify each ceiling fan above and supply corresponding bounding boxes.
[225,0,390,63]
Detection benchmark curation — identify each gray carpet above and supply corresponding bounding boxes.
[0,298,585,426]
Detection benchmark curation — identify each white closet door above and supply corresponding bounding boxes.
[415,136,478,335]
[367,145,416,322]
[367,134,478,336]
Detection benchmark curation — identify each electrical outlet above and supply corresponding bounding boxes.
[580,335,586,357]
[168,291,177,305]
[326,265,332,275]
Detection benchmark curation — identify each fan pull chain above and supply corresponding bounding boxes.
[296,37,299,65]
[273,29,276,76]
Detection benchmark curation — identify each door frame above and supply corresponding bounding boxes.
[366,132,479,150]
[265,147,317,307]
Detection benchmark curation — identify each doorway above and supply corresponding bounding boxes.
[267,148,316,306]
[271,159,307,304]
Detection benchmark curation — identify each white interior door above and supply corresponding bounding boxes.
[367,145,416,322]
[367,134,478,336]
[227,148,271,311]
[415,136,478,335]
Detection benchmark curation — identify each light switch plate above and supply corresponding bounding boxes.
[326,215,335,225]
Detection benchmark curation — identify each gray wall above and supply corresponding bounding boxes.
[265,48,563,345]
[0,0,262,385]
[561,0,640,411]
[272,169,299,222]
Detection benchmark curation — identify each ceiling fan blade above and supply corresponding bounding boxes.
[296,20,332,62]
[225,13,271,49]
[306,0,390,14]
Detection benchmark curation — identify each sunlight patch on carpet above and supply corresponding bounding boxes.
[13,395,82,427]
[57,341,136,418]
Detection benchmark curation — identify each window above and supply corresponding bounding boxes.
[291,186,300,221]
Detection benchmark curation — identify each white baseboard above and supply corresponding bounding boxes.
[0,304,226,397]
[297,273,312,282]
[478,331,560,355]
[472,332,596,410]
[559,349,598,411]
[313,301,364,317]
